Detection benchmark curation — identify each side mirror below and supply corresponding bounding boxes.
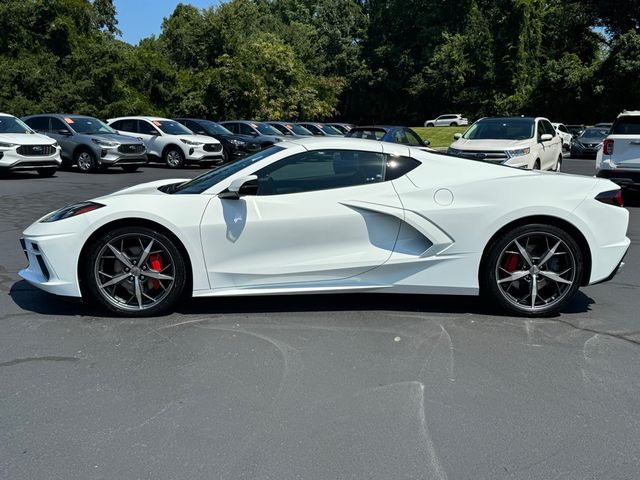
[58,129,72,136]
[540,133,553,142]
[454,133,462,140]
[423,139,431,146]
[219,175,258,199]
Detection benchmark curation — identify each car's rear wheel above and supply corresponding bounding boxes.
[83,226,187,316]
[164,147,184,168]
[37,168,57,177]
[482,224,583,317]
[121,165,139,173]
[449,122,457,127]
[76,150,97,173]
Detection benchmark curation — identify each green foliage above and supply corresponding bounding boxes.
[0,0,638,123]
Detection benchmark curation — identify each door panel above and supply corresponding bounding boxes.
[200,182,403,290]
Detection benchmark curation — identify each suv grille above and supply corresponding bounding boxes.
[456,150,508,163]
[118,144,146,154]
[17,145,55,156]
[203,143,222,153]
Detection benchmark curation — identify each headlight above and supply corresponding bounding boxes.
[447,147,461,156]
[180,139,204,146]
[40,202,105,223]
[92,138,120,147]
[506,147,531,158]
[0,142,17,149]
[228,139,246,147]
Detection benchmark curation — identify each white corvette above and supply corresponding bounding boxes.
[19,138,629,317]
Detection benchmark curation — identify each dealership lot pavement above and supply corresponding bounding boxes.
[1,158,639,479]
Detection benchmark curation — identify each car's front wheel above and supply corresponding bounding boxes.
[164,147,185,168]
[83,226,187,316]
[76,149,97,173]
[482,224,583,317]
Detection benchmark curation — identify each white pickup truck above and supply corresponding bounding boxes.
[596,111,640,190]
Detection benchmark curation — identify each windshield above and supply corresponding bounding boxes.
[321,124,342,135]
[290,124,313,135]
[580,128,609,138]
[155,121,193,135]
[173,146,285,194]
[255,123,282,136]
[68,117,117,135]
[198,120,233,135]
[0,116,34,134]
[463,119,534,140]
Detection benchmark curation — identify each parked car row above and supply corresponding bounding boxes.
[0,113,364,176]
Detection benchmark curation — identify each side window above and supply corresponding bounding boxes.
[254,150,385,196]
[537,121,544,141]
[25,117,50,132]
[393,129,408,144]
[114,120,137,132]
[544,121,556,137]
[405,130,423,146]
[138,120,159,135]
[559,125,568,133]
[238,123,255,136]
[385,155,421,180]
[226,123,239,134]
[50,117,68,132]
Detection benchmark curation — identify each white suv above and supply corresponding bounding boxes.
[424,114,469,127]
[552,122,573,152]
[447,116,563,170]
[107,116,223,168]
[0,113,61,177]
[596,111,640,190]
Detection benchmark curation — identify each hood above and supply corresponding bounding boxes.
[79,132,145,145]
[450,138,532,150]
[0,132,56,145]
[576,136,604,145]
[96,178,191,199]
[166,134,220,144]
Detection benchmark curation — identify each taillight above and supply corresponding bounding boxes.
[603,138,614,155]
[595,189,624,207]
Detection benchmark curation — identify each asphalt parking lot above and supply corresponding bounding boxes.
[1,158,639,479]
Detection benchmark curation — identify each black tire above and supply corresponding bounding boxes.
[121,165,139,173]
[426,123,434,128]
[533,159,540,170]
[164,147,185,168]
[37,168,57,177]
[222,147,230,163]
[449,122,457,127]
[75,149,97,173]
[83,226,188,317]
[481,223,583,317]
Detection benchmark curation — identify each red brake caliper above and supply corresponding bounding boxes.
[148,253,163,289]
[504,253,520,272]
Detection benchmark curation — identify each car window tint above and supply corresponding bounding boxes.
[138,120,159,135]
[25,116,49,132]
[237,123,255,135]
[50,118,67,132]
[185,120,202,133]
[393,129,408,144]
[385,155,421,180]
[254,150,385,196]
[612,116,640,135]
[114,120,136,132]
[405,129,423,146]
[544,121,556,137]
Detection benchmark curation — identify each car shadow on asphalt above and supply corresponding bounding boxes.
[8,280,594,319]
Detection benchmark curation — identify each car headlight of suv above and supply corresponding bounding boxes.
[40,201,105,223]
[0,142,17,149]
[228,139,246,147]
[506,147,531,158]
[92,138,120,148]
[180,139,204,146]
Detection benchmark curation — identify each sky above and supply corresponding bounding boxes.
[114,0,219,45]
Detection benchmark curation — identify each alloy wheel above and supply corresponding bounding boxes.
[77,152,94,172]
[495,232,576,312]
[93,233,176,312]
[166,150,183,168]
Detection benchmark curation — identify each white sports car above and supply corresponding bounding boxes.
[19,138,630,317]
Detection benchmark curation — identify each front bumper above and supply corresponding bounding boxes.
[571,145,600,157]
[95,145,148,167]
[0,148,62,171]
[19,233,82,297]
[185,144,224,164]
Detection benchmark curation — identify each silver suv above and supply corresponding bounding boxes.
[596,111,640,190]
[22,114,147,173]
